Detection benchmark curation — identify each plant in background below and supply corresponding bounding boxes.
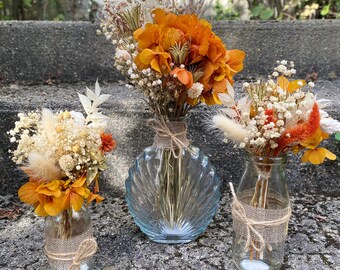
[211,60,340,269]
[212,0,340,20]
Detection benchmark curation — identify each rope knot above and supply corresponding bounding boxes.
[148,119,190,158]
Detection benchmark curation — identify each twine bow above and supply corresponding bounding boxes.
[229,182,291,253]
[45,238,98,270]
[148,119,190,158]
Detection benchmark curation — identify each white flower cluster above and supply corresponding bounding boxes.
[271,60,296,78]
[113,39,172,103]
[8,83,111,181]
[240,81,315,152]
[8,110,103,180]
[188,82,204,99]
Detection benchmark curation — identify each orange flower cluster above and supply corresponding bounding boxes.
[134,8,245,105]
[18,176,104,217]
[100,133,116,153]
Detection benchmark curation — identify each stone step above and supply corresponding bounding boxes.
[0,20,339,84]
[1,80,339,197]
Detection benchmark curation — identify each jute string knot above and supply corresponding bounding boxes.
[148,119,190,158]
[45,237,97,270]
[229,182,291,253]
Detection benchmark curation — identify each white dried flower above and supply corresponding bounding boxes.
[320,118,340,134]
[188,83,204,99]
[308,82,315,88]
[59,155,75,172]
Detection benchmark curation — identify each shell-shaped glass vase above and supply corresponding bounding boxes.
[126,144,220,244]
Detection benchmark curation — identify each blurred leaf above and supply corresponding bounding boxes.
[335,133,340,141]
[260,8,274,20]
[321,4,331,16]
[0,1,3,9]
[252,5,263,17]
[53,14,65,21]
[23,0,32,8]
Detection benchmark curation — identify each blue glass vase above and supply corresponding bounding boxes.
[126,121,220,244]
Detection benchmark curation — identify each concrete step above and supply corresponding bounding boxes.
[1,80,339,196]
[0,20,339,84]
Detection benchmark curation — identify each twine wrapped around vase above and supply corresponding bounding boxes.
[148,119,190,158]
[45,226,97,270]
[229,182,291,253]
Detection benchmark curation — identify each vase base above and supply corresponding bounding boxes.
[146,223,198,244]
[238,259,270,270]
[150,237,192,244]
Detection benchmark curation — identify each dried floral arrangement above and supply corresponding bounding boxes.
[211,60,340,265]
[8,81,116,217]
[212,60,339,164]
[100,0,245,121]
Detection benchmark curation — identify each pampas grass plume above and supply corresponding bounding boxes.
[24,152,63,181]
[212,114,248,144]
[41,108,56,144]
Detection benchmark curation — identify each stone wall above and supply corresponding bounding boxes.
[0,20,339,84]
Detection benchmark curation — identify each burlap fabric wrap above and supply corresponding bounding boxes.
[148,119,190,158]
[45,226,97,270]
[229,183,291,253]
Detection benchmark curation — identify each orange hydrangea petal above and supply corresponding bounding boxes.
[34,202,48,217]
[61,190,71,210]
[213,78,227,93]
[152,8,167,24]
[70,192,85,212]
[73,187,90,198]
[277,76,289,91]
[288,80,306,93]
[324,148,336,161]
[160,28,182,51]
[302,148,326,165]
[72,176,86,188]
[87,193,105,205]
[44,196,63,216]
[226,50,245,73]
[18,181,39,204]
[36,181,62,197]
[139,49,155,65]
[133,28,143,40]
[150,58,161,73]
[202,91,222,106]
[172,68,193,88]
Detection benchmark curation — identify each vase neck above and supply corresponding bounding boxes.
[245,155,287,166]
[151,120,189,150]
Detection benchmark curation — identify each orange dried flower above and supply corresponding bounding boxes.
[100,133,116,153]
[275,102,321,155]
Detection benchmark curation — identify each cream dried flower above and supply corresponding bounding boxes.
[59,155,75,172]
[188,83,204,99]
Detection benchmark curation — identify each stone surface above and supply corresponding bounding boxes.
[0,81,339,269]
[0,20,339,84]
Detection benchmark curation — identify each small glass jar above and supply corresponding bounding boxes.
[232,156,290,270]
[45,205,95,270]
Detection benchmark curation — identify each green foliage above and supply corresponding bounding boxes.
[213,0,340,20]
[335,133,340,141]
[251,4,274,19]
[0,0,91,21]
[214,0,241,20]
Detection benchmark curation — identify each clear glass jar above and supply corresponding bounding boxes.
[45,205,95,270]
[232,156,290,270]
[126,121,221,244]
